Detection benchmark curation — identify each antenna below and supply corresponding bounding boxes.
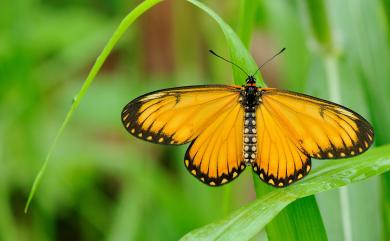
[252,47,286,76]
[209,50,249,76]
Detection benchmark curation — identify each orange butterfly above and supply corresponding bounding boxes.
[121,50,374,187]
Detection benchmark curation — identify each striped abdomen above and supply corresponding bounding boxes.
[243,109,257,165]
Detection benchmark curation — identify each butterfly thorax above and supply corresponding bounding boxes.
[242,76,259,106]
[240,83,259,166]
[243,86,258,107]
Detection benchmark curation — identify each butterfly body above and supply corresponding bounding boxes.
[122,77,374,187]
[240,78,261,167]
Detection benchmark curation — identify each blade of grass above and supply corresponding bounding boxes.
[24,0,163,213]
[303,0,332,50]
[237,0,258,48]
[341,2,390,240]
[383,174,390,240]
[261,0,310,92]
[381,0,390,39]
[259,187,327,241]
[229,0,259,216]
[255,174,327,241]
[265,195,327,241]
[304,1,389,241]
[186,0,260,215]
[236,1,328,240]
[301,1,356,240]
[190,2,328,240]
[181,145,390,241]
[186,0,262,86]
[324,54,353,241]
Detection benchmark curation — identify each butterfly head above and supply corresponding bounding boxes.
[209,48,285,87]
[246,76,256,85]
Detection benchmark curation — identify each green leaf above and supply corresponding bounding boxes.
[265,195,328,241]
[188,2,328,241]
[181,145,390,241]
[186,0,262,216]
[24,0,163,213]
[186,0,263,86]
[237,1,328,241]
[383,173,390,240]
[237,0,258,48]
[302,1,387,241]
[304,0,332,50]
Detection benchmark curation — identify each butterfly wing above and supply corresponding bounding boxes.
[185,100,245,186]
[254,89,374,187]
[121,85,242,145]
[254,102,311,187]
[122,85,246,186]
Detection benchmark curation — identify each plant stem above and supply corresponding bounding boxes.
[324,55,352,241]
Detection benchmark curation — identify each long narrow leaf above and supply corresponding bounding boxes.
[188,2,328,241]
[24,0,163,213]
[236,1,328,240]
[186,0,262,86]
[181,145,390,241]
[237,0,258,48]
[265,195,327,241]
[185,0,261,216]
[265,196,327,241]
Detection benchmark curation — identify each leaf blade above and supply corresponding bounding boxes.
[186,0,263,86]
[24,0,163,213]
[181,145,390,241]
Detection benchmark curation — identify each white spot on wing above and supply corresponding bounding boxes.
[142,93,165,101]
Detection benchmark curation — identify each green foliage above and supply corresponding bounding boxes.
[236,1,328,240]
[265,196,327,241]
[0,0,388,241]
[186,0,261,86]
[24,0,163,214]
[182,145,390,240]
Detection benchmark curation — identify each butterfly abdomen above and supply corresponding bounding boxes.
[243,111,257,165]
[241,85,259,165]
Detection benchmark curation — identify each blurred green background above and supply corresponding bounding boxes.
[0,0,389,240]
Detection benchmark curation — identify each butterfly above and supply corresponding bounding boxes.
[121,49,374,187]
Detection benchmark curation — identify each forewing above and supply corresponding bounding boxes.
[121,85,241,145]
[185,101,246,186]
